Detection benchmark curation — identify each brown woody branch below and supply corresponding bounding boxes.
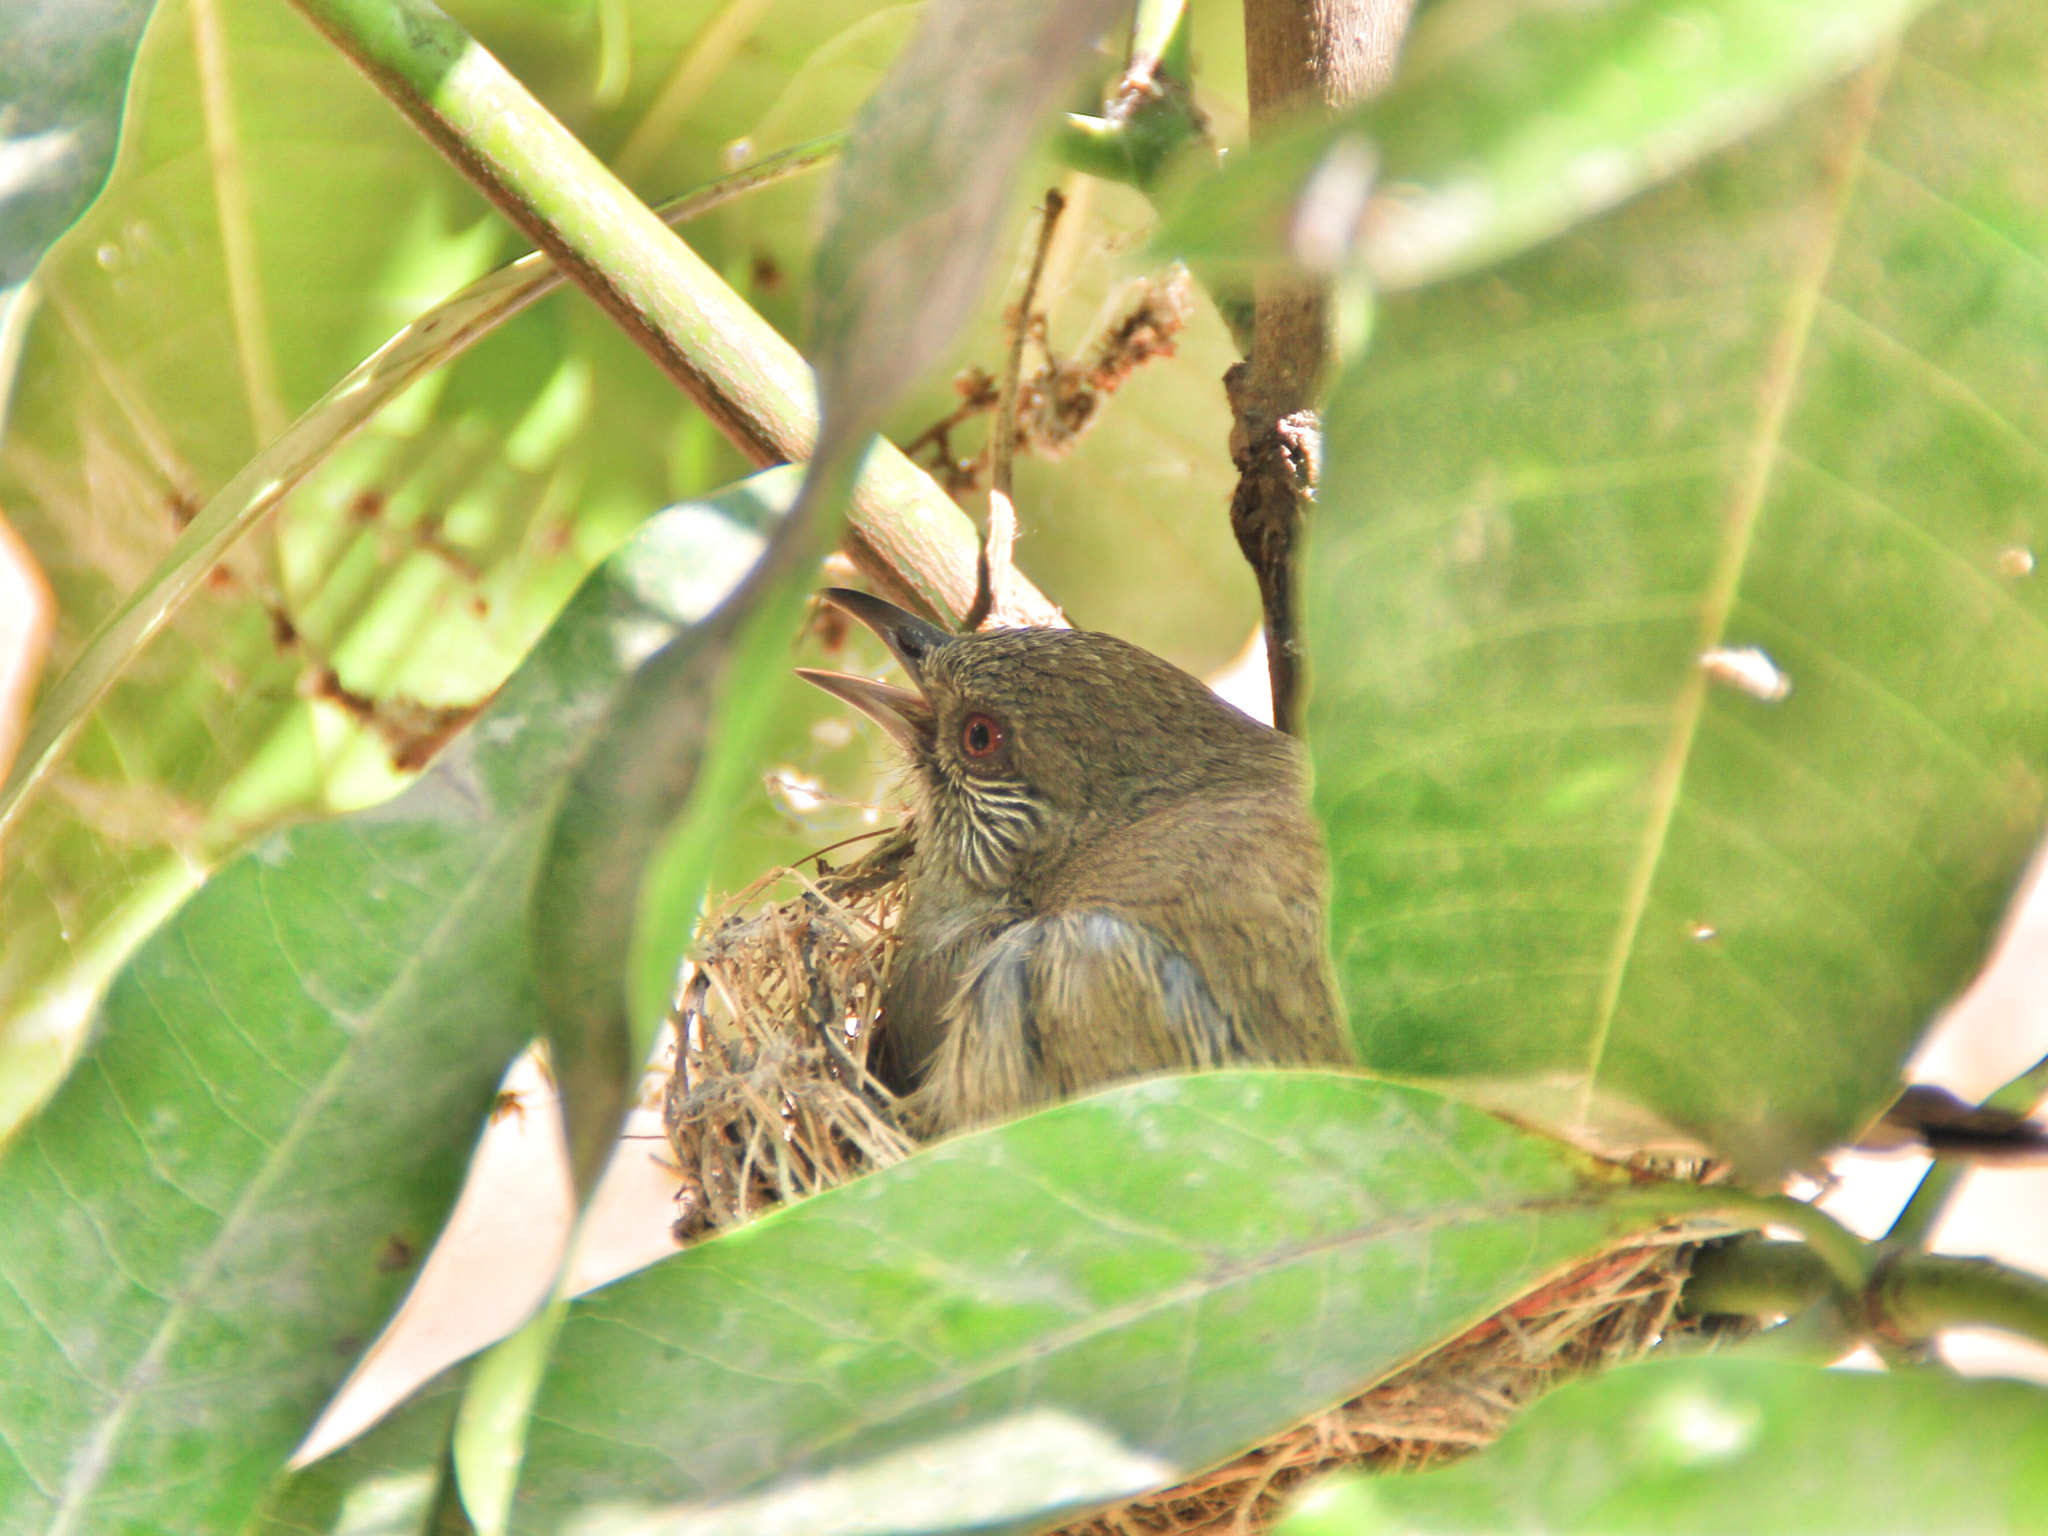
[1231,0,1417,733]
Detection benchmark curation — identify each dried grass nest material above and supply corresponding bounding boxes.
[660,832,1736,1532]
[661,829,917,1239]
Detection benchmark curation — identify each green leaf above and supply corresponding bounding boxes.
[1309,0,2048,1177]
[0,0,910,1137]
[0,0,152,283]
[527,465,800,1186]
[0,0,653,1132]
[1155,0,1935,290]
[250,1370,466,1536]
[0,134,841,855]
[0,481,775,1536]
[1277,1358,2048,1535]
[510,1073,1678,1535]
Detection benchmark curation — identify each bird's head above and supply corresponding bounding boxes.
[797,588,1295,892]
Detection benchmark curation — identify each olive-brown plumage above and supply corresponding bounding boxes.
[798,589,1352,1133]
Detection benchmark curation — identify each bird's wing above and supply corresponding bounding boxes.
[913,908,1238,1133]
[1041,792,1349,1068]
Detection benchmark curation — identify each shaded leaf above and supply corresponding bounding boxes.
[527,466,801,1186]
[1155,0,1933,290]
[250,1369,466,1536]
[1308,0,2048,1177]
[510,1073,1680,1535]
[1277,1358,2048,1535]
[0,481,774,1536]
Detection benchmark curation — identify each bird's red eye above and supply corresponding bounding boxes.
[961,713,1002,758]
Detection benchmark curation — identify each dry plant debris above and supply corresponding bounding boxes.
[661,830,916,1238]
[661,830,1734,1531]
[901,268,1196,497]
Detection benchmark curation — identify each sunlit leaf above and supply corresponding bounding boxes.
[0,0,906,1136]
[1278,1358,2048,1535]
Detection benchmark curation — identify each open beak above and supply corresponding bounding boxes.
[794,588,957,754]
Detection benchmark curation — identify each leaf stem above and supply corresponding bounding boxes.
[1054,0,1212,192]
[1875,1252,2048,1353]
[1685,1236,2048,1359]
[1612,1181,1871,1294]
[1682,1237,1833,1317]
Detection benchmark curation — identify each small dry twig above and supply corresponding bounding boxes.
[990,190,1068,506]
[966,191,1068,631]
[897,214,1193,527]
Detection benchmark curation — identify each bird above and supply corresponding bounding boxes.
[796,588,1354,1134]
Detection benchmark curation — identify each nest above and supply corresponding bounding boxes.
[661,830,917,1237]
[659,834,1732,1531]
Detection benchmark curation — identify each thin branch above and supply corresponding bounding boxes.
[1610,1182,1872,1296]
[1231,0,1418,733]
[1683,1238,1834,1319]
[1685,1236,2048,1360]
[1876,1251,2048,1354]
[285,0,1048,630]
[966,189,1067,632]
[991,190,1067,505]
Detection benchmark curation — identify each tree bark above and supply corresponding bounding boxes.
[1231,0,1414,733]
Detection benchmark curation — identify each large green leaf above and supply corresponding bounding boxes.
[1308,0,2048,1178]
[0,480,777,1536]
[1155,0,1935,291]
[0,0,913,1135]
[528,465,814,1185]
[0,0,1269,1138]
[510,1073,1685,1535]
[1278,1358,2048,1535]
